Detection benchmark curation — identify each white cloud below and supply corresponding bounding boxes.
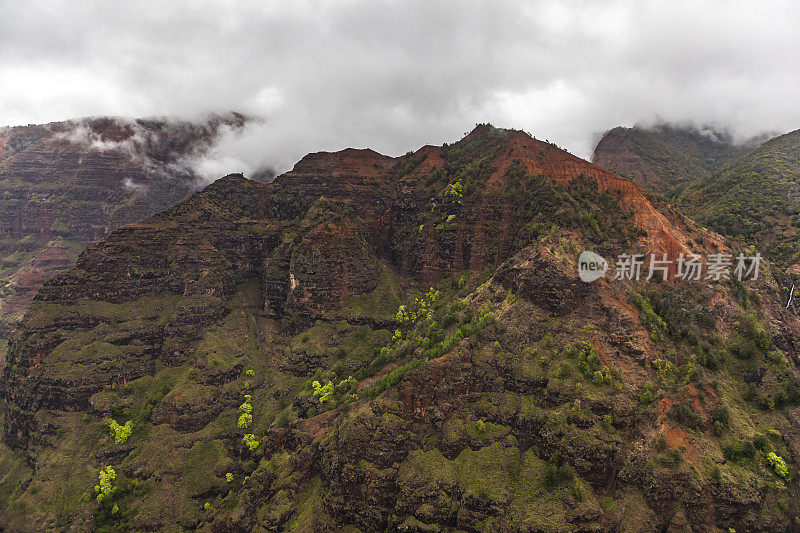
[52,119,144,156]
[2,0,800,176]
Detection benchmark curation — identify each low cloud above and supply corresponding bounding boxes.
[53,121,145,156]
[2,0,800,179]
[122,177,147,192]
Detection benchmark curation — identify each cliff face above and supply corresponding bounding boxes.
[2,125,800,532]
[0,114,247,358]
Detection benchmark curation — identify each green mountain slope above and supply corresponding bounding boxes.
[2,126,800,531]
[679,130,800,263]
[593,124,760,197]
[594,125,800,275]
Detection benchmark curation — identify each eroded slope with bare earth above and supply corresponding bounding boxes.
[2,125,800,531]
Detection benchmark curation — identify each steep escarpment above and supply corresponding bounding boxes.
[2,125,800,532]
[0,114,248,354]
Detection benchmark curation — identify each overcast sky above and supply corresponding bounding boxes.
[2,0,800,178]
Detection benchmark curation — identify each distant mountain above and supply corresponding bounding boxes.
[593,123,762,196]
[0,114,247,359]
[3,125,799,532]
[594,124,800,272]
[679,129,800,262]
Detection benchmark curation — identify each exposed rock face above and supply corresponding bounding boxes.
[2,124,800,532]
[0,114,248,353]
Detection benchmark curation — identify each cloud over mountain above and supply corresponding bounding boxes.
[3,0,800,179]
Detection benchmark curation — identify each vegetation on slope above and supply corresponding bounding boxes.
[593,123,759,197]
[679,130,800,265]
[1,125,800,531]
[595,124,800,275]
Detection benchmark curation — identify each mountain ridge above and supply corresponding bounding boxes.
[2,124,799,531]
[593,123,800,274]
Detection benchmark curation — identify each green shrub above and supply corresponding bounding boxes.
[710,406,729,428]
[767,452,791,480]
[93,464,129,525]
[396,304,412,325]
[639,383,657,405]
[335,376,357,396]
[722,438,756,462]
[645,287,714,343]
[275,411,290,428]
[631,293,667,341]
[242,434,260,451]
[238,396,254,428]
[443,180,464,198]
[752,433,772,452]
[659,449,683,468]
[105,419,133,445]
[543,460,574,490]
[697,347,719,370]
[570,342,612,385]
[668,403,703,429]
[94,466,117,503]
[729,312,772,360]
[312,380,334,403]
[237,413,253,429]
